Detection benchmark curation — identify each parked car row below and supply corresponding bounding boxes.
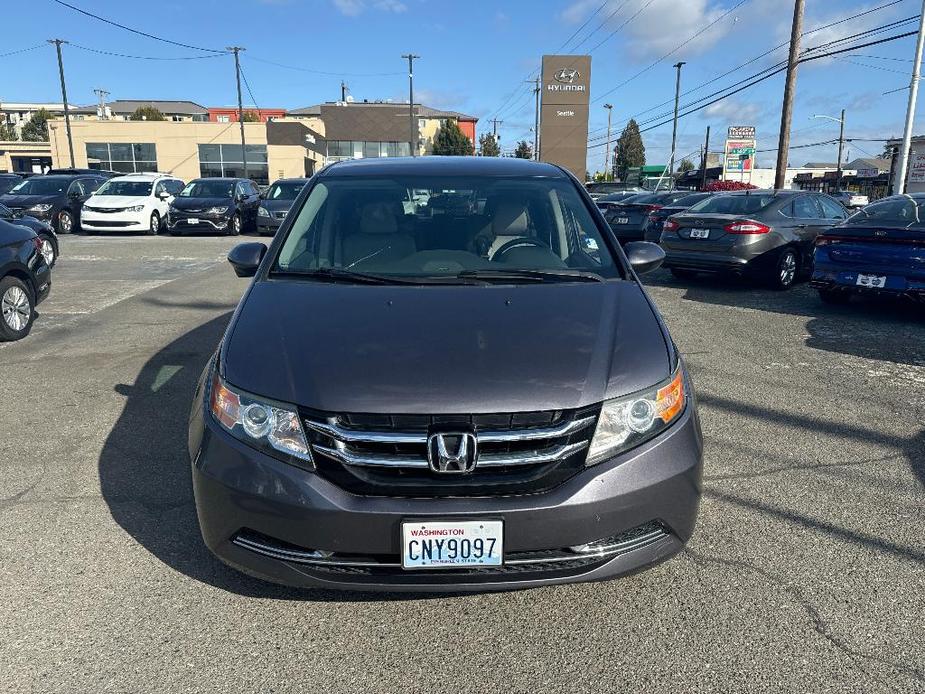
[0,217,52,342]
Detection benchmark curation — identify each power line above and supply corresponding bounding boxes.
[50,0,226,53]
[554,1,609,53]
[245,54,403,77]
[238,63,261,112]
[68,42,226,61]
[585,0,658,54]
[0,44,46,59]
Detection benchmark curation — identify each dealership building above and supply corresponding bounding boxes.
[37,99,478,183]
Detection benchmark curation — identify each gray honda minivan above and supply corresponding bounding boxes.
[189,156,703,592]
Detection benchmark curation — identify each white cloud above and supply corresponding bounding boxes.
[333,0,364,16]
[561,0,600,24]
[332,0,406,16]
[704,100,763,123]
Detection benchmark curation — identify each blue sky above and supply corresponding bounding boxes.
[2,0,923,171]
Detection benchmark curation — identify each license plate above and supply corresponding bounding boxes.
[401,520,503,569]
[856,273,886,288]
[616,217,629,224]
[689,229,710,239]
[187,218,199,225]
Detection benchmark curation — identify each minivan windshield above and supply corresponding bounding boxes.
[180,180,234,198]
[266,180,307,201]
[688,192,777,215]
[275,175,619,282]
[8,177,70,195]
[95,180,153,197]
[843,196,925,229]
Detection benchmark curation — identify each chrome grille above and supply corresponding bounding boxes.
[83,206,125,213]
[303,406,599,497]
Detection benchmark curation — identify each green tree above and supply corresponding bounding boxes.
[615,119,645,181]
[432,119,473,155]
[513,140,533,159]
[20,108,52,142]
[241,110,261,122]
[0,121,17,141]
[129,106,165,121]
[478,132,500,157]
[678,157,695,173]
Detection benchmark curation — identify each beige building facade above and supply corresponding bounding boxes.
[47,119,324,184]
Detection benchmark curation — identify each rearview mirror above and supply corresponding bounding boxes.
[623,241,665,275]
[227,242,267,278]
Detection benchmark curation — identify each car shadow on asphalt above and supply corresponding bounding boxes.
[98,313,454,602]
[644,270,925,367]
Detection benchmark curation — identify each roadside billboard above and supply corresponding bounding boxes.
[907,151,925,183]
[723,125,756,180]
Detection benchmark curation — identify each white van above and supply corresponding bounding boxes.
[81,173,184,235]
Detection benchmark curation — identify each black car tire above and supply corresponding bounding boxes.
[818,288,851,305]
[56,209,74,235]
[769,247,798,290]
[37,232,57,268]
[229,213,242,236]
[0,275,35,341]
[670,268,699,280]
[147,211,162,236]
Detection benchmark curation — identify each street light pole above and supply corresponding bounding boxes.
[893,0,925,194]
[401,53,420,156]
[811,111,846,192]
[48,39,74,168]
[528,77,540,161]
[669,62,686,188]
[603,104,613,179]
[226,46,248,179]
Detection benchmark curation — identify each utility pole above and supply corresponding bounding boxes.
[893,0,925,195]
[528,77,541,161]
[835,108,846,191]
[490,118,503,138]
[603,103,613,179]
[48,39,74,168]
[701,126,710,191]
[669,62,686,188]
[226,46,248,178]
[774,0,805,189]
[93,88,109,120]
[401,53,420,156]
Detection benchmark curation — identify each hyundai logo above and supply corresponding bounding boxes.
[554,68,579,84]
[427,432,478,474]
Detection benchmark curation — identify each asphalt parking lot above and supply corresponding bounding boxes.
[2,234,923,693]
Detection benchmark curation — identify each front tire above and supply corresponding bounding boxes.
[56,209,74,235]
[229,213,242,236]
[147,211,162,236]
[769,247,798,290]
[0,275,35,341]
[37,233,56,268]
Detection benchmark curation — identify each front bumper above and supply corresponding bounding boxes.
[190,400,703,592]
[81,209,147,232]
[811,268,925,299]
[257,216,281,235]
[167,214,230,234]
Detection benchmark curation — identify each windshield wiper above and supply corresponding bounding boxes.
[271,267,422,285]
[456,269,605,283]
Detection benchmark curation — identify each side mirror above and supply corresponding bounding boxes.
[227,242,267,278]
[157,191,171,200]
[623,241,665,275]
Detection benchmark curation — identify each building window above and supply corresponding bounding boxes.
[326,140,411,160]
[217,115,230,123]
[198,143,268,185]
[86,142,158,173]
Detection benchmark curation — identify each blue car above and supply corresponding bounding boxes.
[811,194,925,304]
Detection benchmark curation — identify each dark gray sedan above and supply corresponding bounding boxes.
[660,189,849,289]
[603,190,694,244]
[257,178,309,236]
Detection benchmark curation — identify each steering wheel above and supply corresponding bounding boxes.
[490,237,550,260]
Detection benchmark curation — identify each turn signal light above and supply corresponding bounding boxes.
[656,371,684,423]
[724,220,770,234]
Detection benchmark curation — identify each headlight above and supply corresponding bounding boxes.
[126,205,145,213]
[586,367,686,465]
[209,371,313,467]
[257,206,270,217]
[28,203,53,213]
[206,206,231,216]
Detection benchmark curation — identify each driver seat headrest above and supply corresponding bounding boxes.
[359,201,399,235]
[491,201,528,236]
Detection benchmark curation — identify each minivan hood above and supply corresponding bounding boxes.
[86,195,149,208]
[172,196,231,210]
[222,280,671,414]
[260,199,294,212]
